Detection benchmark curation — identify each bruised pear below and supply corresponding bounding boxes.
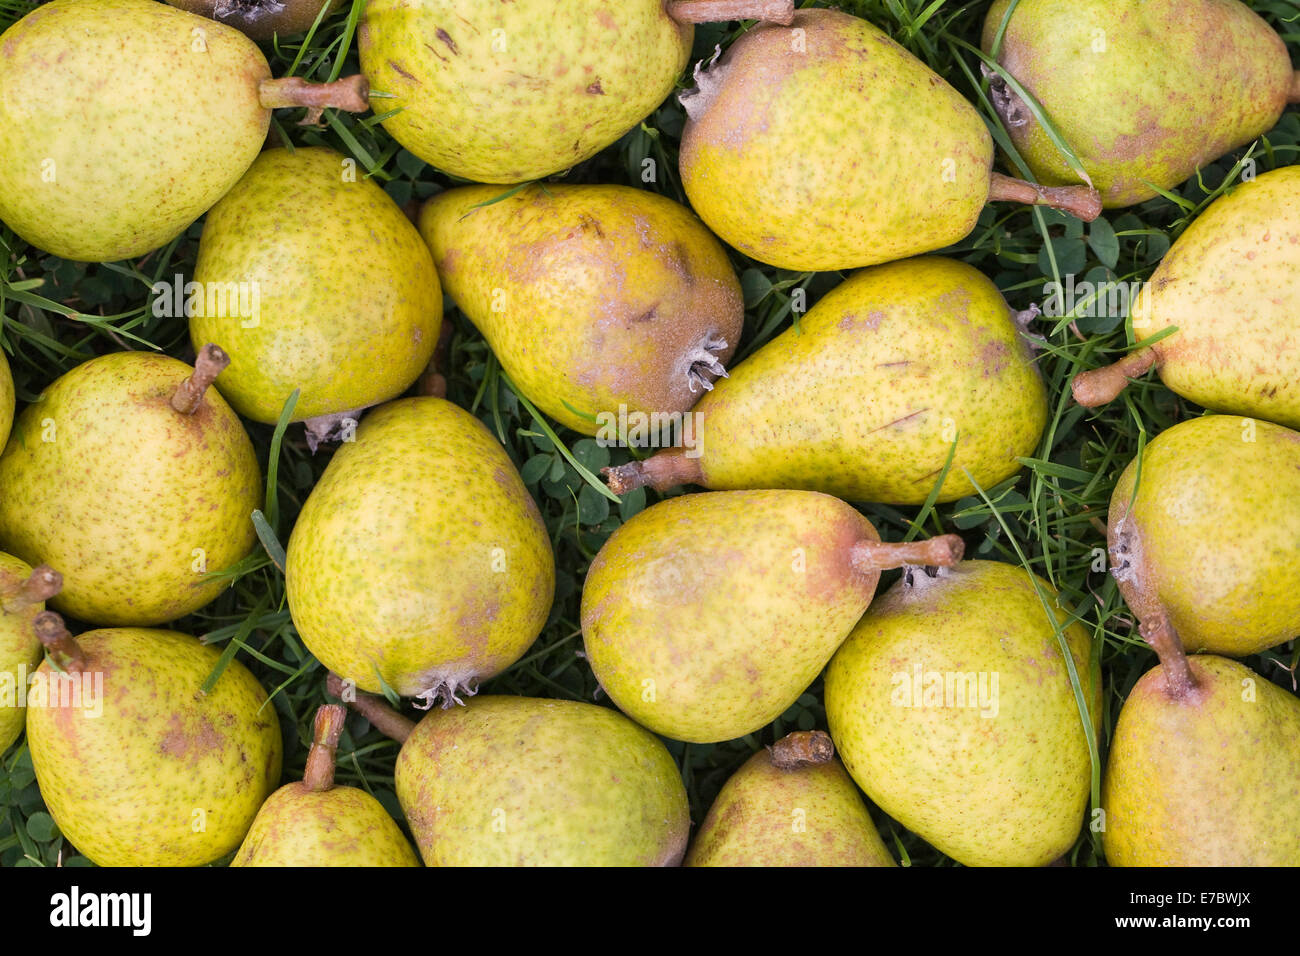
[359,0,794,184]
[825,561,1097,867]
[605,257,1048,504]
[419,184,743,435]
[581,489,964,743]
[336,680,690,866]
[686,731,895,867]
[26,614,282,867]
[166,0,340,43]
[0,558,61,753]
[1106,415,1300,658]
[0,347,260,626]
[1074,166,1300,428]
[233,705,419,866]
[983,0,1299,208]
[678,7,1100,272]
[286,398,555,705]
[191,147,442,430]
[0,0,368,262]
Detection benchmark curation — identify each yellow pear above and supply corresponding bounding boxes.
[0,558,60,753]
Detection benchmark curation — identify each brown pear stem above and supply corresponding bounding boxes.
[303,704,345,792]
[603,449,704,495]
[1,565,62,614]
[326,673,415,744]
[1071,347,1157,408]
[988,172,1103,222]
[1288,71,1300,104]
[33,611,86,674]
[769,730,834,771]
[171,344,230,415]
[667,0,795,24]
[1139,612,1197,699]
[850,534,964,574]
[257,75,371,117]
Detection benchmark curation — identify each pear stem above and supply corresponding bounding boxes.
[171,344,230,415]
[303,704,345,792]
[667,0,795,25]
[1139,612,1197,699]
[988,172,1103,222]
[1,565,62,614]
[1071,347,1157,408]
[769,730,835,770]
[849,534,964,574]
[257,75,371,122]
[603,449,704,495]
[326,673,415,744]
[33,611,86,674]
[1289,71,1300,104]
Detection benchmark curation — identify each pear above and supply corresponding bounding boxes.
[419,184,743,435]
[0,346,260,626]
[685,731,895,867]
[581,489,964,743]
[0,558,61,753]
[0,0,368,263]
[359,0,794,185]
[286,398,555,705]
[824,561,1097,867]
[0,348,12,450]
[604,257,1048,504]
[166,0,340,43]
[1102,614,1300,865]
[982,0,1299,209]
[678,7,1101,272]
[1074,166,1300,428]
[26,613,283,866]
[333,678,690,866]
[1106,415,1300,658]
[233,705,419,866]
[191,147,442,429]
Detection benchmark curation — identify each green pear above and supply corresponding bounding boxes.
[190,147,442,428]
[419,184,743,435]
[581,489,964,743]
[286,398,555,704]
[0,348,12,450]
[26,613,283,867]
[1102,614,1300,865]
[605,257,1048,504]
[335,680,690,866]
[0,346,260,626]
[359,0,794,184]
[982,0,1298,208]
[678,7,1100,272]
[825,561,1097,867]
[166,0,340,43]
[685,731,895,867]
[0,558,61,753]
[1074,166,1300,428]
[233,705,419,866]
[0,0,368,263]
[1106,415,1300,658]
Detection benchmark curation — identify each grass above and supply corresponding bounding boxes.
[2,0,1299,867]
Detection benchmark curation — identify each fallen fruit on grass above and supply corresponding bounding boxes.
[419,183,743,435]
[1102,614,1300,865]
[685,731,895,867]
[825,560,1097,867]
[286,398,555,706]
[1106,415,1300,658]
[335,678,690,866]
[0,558,61,754]
[0,0,368,262]
[678,7,1101,272]
[581,489,964,743]
[0,346,260,626]
[232,704,420,867]
[604,257,1048,504]
[26,613,282,867]
[191,146,442,429]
